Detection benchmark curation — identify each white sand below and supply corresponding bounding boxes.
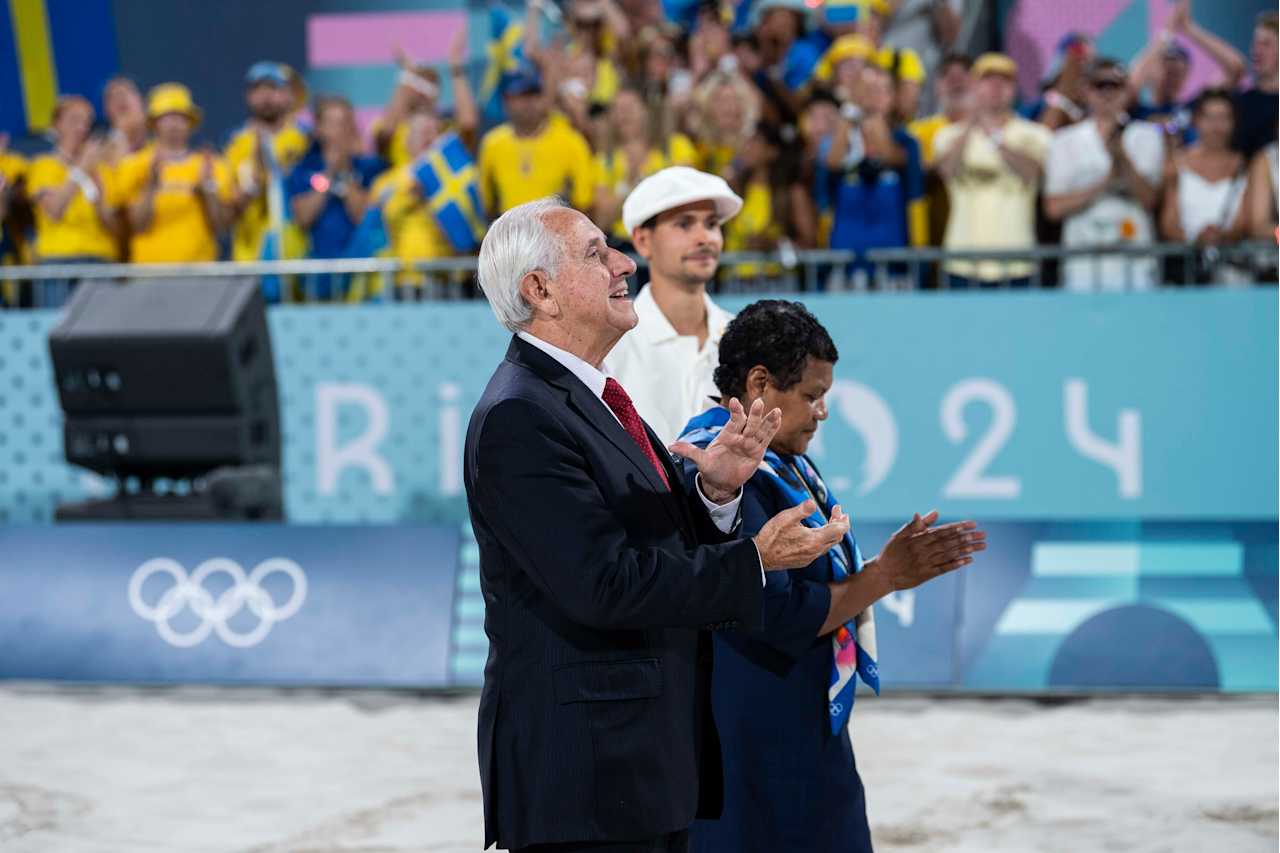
[0,686,1275,852]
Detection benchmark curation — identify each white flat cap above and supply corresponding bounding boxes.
[622,166,744,237]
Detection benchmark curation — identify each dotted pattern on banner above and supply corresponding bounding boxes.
[0,302,513,526]
[270,303,510,524]
[0,312,99,524]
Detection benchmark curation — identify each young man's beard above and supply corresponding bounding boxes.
[253,105,286,124]
[669,256,718,288]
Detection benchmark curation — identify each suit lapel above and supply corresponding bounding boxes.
[508,337,690,535]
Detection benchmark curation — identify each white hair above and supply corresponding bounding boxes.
[477,196,569,333]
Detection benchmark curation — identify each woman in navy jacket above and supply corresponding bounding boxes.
[674,300,986,853]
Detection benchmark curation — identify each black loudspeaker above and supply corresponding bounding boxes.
[48,278,283,521]
[49,277,281,478]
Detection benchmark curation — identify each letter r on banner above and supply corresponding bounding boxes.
[316,383,395,495]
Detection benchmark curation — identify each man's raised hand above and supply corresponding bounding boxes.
[754,500,850,571]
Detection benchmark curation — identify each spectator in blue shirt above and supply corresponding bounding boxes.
[286,95,386,300]
[820,64,924,287]
[287,95,385,261]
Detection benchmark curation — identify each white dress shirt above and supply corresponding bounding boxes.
[604,286,734,446]
[516,330,742,535]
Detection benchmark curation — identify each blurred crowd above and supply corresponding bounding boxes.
[0,0,1276,301]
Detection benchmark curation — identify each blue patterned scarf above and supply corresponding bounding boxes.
[679,406,880,734]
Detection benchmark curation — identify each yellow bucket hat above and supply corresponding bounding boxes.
[972,52,1018,80]
[147,82,202,126]
[813,33,875,82]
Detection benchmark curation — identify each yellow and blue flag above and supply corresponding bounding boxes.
[412,132,486,253]
[478,6,526,126]
[0,0,119,134]
[258,136,290,301]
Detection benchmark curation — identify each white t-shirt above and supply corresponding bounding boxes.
[605,285,733,446]
[1045,119,1165,291]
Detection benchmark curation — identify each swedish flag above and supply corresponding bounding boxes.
[0,0,119,134]
[413,132,487,253]
[478,5,526,126]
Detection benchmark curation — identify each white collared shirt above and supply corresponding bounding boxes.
[604,286,734,446]
[516,330,742,537]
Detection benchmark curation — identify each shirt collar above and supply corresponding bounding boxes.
[516,331,609,400]
[632,285,734,346]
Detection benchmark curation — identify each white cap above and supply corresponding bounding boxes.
[621,166,744,237]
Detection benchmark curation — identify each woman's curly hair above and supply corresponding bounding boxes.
[713,300,838,401]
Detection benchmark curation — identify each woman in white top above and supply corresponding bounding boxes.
[1159,88,1247,281]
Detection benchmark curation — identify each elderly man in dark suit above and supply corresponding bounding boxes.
[465,196,858,853]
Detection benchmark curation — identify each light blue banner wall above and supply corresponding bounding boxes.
[3,520,1271,691]
[0,289,1275,525]
[778,289,1278,522]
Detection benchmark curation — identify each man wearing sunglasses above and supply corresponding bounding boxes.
[1044,58,1164,292]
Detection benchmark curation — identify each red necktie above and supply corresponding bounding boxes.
[602,378,670,490]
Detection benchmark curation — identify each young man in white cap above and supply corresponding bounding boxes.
[606,166,743,445]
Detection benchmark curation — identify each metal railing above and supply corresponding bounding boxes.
[0,241,1274,308]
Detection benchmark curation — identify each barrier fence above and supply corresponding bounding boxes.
[0,241,1275,308]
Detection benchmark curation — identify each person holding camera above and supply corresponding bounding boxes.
[1044,58,1164,292]
[287,96,384,259]
[285,95,386,299]
[820,62,925,288]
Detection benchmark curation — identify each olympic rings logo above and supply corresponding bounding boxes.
[829,702,844,716]
[128,557,307,648]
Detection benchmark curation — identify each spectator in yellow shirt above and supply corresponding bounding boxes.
[98,77,149,263]
[477,68,594,216]
[26,96,118,264]
[112,83,232,263]
[101,76,149,167]
[525,0,625,115]
[592,86,697,244]
[224,62,311,261]
[366,109,458,295]
[372,29,478,167]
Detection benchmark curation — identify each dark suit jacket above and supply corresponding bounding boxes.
[464,336,764,850]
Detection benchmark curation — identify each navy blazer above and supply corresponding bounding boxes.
[687,455,873,853]
[464,336,765,850]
